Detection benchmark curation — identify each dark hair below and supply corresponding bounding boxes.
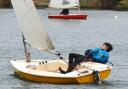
[103,42,113,52]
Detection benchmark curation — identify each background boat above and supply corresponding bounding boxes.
[48,0,87,20]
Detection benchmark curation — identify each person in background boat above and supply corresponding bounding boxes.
[60,9,69,15]
[59,42,113,74]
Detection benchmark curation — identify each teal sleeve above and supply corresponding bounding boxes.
[91,48,99,53]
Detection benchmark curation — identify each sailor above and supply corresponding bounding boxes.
[59,42,113,74]
[60,9,69,15]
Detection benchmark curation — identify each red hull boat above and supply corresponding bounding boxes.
[48,14,87,20]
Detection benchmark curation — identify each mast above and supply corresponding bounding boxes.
[22,33,31,62]
[77,0,81,14]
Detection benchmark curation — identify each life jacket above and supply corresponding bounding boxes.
[90,48,109,64]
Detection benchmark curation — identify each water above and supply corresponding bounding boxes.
[0,9,128,89]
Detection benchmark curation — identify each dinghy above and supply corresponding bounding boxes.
[48,14,87,20]
[10,0,112,84]
[11,60,112,84]
[48,0,87,20]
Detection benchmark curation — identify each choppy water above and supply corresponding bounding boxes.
[0,9,128,89]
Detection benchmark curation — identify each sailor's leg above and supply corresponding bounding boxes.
[59,53,84,74]
[69,53,83,64]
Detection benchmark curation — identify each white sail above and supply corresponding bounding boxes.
[11,0,54,51]
[49,0,79,8]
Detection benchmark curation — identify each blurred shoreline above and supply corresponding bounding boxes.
[0,0,128,11]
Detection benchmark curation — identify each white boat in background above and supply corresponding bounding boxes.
[10,0,112,84]
[48,0,87,20]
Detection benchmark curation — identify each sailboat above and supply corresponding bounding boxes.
[48,0,87,20]
[10,0,112,84]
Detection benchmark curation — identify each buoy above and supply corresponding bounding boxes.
[114,15,118,19]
